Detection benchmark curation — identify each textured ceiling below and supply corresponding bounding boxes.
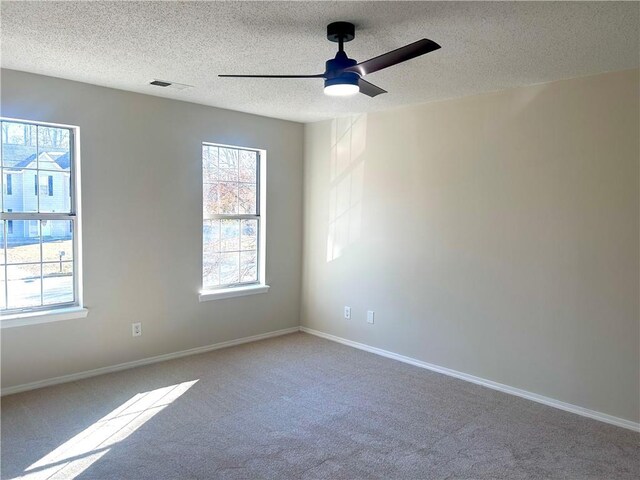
[1,1,638,123]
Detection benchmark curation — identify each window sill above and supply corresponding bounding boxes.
[1,306,89,328]
[199,284,270,302]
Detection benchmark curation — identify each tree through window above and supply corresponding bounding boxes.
[202,144,262,289]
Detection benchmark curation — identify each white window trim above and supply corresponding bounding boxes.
[1,117,85,323]
[1,306,88,328]
[199,283,270,302]
[200,143,268,300]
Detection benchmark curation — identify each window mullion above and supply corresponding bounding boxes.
[70,129,76,215]
[256,151,260,217]
[3,221,8,309]
[206,214,258,221]
[36,125,40,213]
[39,220,44,307]
[0,212,76,220]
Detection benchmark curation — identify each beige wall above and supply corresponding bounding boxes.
[302,69,640,423]
[1,69,304,388]
[2,67,638,424]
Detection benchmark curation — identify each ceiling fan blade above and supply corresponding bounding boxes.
[358,78,387,97]
[345,39,440,76]
[218,74,324,78]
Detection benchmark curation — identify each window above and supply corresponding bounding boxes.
[37,174,51,196]
[1,118,80,314]
[202,143,265,294]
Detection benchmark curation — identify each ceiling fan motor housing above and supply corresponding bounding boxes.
[324,50,359,90]
[325,51,357,77]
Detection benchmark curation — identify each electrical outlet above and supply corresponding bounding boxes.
[367,311,375,324]
[132,322,142,337]
[344,306,351,319]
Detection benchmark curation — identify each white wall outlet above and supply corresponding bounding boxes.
[367,311,375,324]
[132,322,142,337]
[344,306,351,319]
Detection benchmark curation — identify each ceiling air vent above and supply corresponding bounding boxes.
[149,80,193,90]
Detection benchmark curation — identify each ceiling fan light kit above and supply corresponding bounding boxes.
[219,21,440,98]
[324,77,360,96]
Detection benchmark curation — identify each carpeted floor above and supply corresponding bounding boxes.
[1,332,638,479]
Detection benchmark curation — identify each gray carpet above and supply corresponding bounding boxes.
[1,332,638,479]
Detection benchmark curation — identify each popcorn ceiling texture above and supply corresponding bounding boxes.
[1,1,638,123]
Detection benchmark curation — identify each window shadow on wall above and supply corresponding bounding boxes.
[326,114,367,262]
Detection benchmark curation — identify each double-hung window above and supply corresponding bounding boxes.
[1,118,81,316]
[201,143,267,300]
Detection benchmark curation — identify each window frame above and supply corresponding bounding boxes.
[200,142,268,301]
[1,117,84,319]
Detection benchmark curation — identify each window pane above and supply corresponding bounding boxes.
[203,182,219,216]
[203,145,219,183]
[240,251,257,283]
[204,182,240,216]
[238,185,256,214]
[203,219,220,254]
[203,182,238,215]
[240,219,257,250]
[1,219,5,266]
[38,152,71,173]
[220,219,240,252]
[218,182,239,214]
[239,150,257,183]
[0,272,5,310]
[1,221,5,310]
[6,264,41,309]
[218,148,238,182]
[39,171,71,213]
[3,169,38,213]
[203,252,220,289]
[220,252,239,285]
[43,261,73,305]
[37,126,70,173]
[42,220,73,262]
[6,220,40,264]
[203,219,221,289]
[2,122,37,168]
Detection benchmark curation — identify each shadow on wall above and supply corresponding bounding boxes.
[326,114,367,262]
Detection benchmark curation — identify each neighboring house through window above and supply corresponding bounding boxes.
[201,143,265,293]
[1,118,80,314]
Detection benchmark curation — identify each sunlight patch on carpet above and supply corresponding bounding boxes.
[15,380,198,480]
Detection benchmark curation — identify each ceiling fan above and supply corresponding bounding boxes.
[219,22,440,97]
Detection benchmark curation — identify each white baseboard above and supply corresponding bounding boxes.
[300,326,640,432]
[5,324,638,433]
[1,326,300,397]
